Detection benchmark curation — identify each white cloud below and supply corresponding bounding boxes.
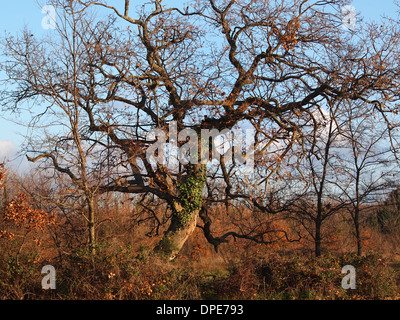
[0,140,17,161]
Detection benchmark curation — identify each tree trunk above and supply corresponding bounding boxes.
[155,164,206,260]
[354,176,362,256]
[87,197,96,254]
[155,206,200,260]
[315,219,322,257]
[354,208,362,256]
[315,194,323,257]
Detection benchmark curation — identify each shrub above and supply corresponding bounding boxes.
[211,252,399,300]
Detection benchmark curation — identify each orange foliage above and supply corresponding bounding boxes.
[0,230,15,239]
[4,193,55,232]
[273,18,300,51]
[0,163,55,240]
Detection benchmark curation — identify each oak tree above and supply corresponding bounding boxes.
[2,0,400,259]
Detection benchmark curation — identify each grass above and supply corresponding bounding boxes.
[1,242,399,300]
[1,199,400,300]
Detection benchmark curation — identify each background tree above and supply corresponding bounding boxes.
[285,101,349,257]
[334,101,398,255]
[2,8,116,254]
[376,188,400,234]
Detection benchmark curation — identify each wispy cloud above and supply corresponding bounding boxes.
[0,140,17,161]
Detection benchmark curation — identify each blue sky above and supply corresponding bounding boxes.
[0,0,398,167]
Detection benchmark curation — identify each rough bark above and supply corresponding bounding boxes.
[155,164,206,260]
[155,206,200,260]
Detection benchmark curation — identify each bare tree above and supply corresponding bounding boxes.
[2,7,114,253]
[287,102,349,257]
[2,0,400,259]
[335,101,398,255]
